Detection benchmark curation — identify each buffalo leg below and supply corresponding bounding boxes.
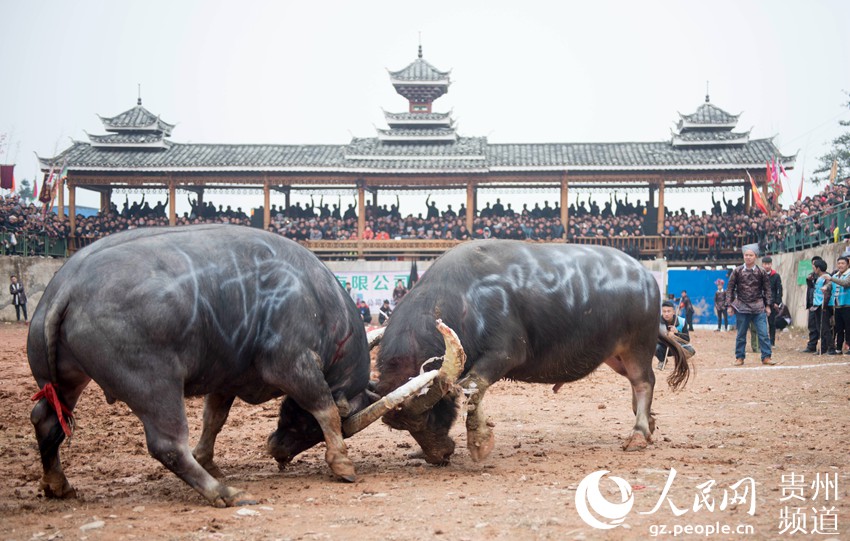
[605,355,655,451]
[193,393,236,478]
[130,389,254,507]
[262,350,355,482]
[457,372,496,462]
[30,375,89,499]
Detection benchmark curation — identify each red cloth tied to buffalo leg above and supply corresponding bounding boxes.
[31,383,74,437]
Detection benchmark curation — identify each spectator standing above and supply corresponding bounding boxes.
[714,279,728,331]
[9,275,27,324]
[726,244,775,366]
[761,256,783,347]
[392,279,407,306]
[802,256,825,353]
[679,290,695,331]
[823,256,850,354]
[808,259,837,355]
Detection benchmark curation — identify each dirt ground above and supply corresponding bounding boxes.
[0,322,847,541]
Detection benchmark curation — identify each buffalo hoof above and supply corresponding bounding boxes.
[40,477,77,499]
[467,430,495,462]
[212,489,258,508]
[622,432,649,452]
[328,454,356,483]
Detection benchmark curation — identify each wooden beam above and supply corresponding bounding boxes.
[560,173,569,236]
[56,175,64,217]
[466,181,475,232]
[263,177,271,230]
[68,183,76,237]
[168,179,176,226]
[656,179,665,235]
[357,180,366,240]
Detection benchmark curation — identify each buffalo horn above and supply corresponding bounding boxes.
[342,370,440,436]
[341,320,466,436]
[366,327,385,350]
[401,319,466,416]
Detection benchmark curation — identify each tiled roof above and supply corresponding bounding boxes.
[671,130,750,147]
[87,132,170,148]
[99,105,175,135]
[41,137,791,174]
[389,58,450,82]
[376,127,458,142]
[347,136,486,158]
[485,139,785,170]
[678,103,739,129]
[384,111,452,121]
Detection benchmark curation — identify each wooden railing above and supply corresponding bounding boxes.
[303,235,752,264]
[1,229,68,258]
[63,232,752,265]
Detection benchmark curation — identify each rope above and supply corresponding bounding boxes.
[31,383,74,437]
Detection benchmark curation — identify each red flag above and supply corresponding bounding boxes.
[39,168,55,204]
[747,171,770,215]
[32,177,38,199]
[0,165,14,190]
[797,169,805,202]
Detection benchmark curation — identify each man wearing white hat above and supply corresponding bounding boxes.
[726,244,776,365]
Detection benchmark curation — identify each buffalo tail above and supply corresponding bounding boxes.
[657,331,691,391]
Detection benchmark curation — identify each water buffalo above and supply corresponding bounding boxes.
[28,225,429,506]
[374,240,690,464]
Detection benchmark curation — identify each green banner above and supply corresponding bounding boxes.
[797,260,813,286]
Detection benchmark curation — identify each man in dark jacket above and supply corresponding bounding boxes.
[655,301,695,369]
[727,244,775,365]
[761,256,783,346]
[803,256,825,353]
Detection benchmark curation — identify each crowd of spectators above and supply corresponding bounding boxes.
[2,181,849,259]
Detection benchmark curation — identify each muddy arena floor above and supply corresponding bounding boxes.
[0,322,847,540]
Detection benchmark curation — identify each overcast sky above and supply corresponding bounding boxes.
[1,0,848,215]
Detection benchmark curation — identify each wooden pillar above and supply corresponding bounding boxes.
[357,180,366,239]
[263,178,271,229]
[168,180,176,226]
[744,182,751,214]
[56,175,64,217]
[466,181,475,231]
[284,188,291,213]
[99,190,110,213]
[560,173,569,235]
[372,188,378,208]
[656,179,665,235]
[68,183,76,237]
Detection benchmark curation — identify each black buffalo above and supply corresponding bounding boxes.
[375,240,689,464]
[28,225,419,506]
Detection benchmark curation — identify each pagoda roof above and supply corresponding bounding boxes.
[388,57,451,84]
[376,127,458,143]
[347,136,486,159]
[671,129,751,147]
[678,103,740,130]
[39,136,793,175]
[384,111,453,127]
[86,132,171,149]
[99,105,175,135]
